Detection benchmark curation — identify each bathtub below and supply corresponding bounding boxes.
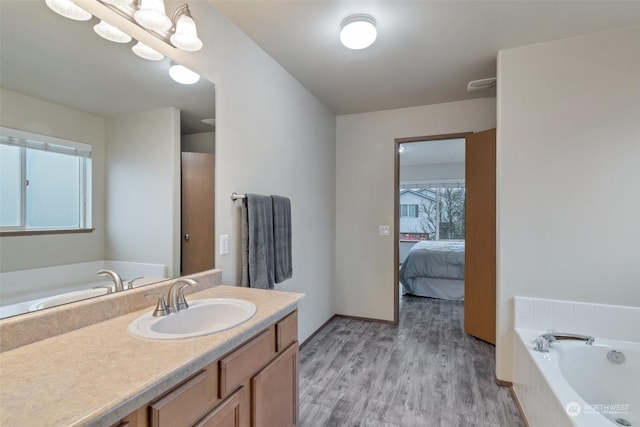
[514,329,640,427]
[0,260,167,318]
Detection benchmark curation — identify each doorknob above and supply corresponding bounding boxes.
[184,233,190,241]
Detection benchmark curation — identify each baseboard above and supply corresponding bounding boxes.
[299,313,394,350]
[509,386,530,427]
[495,377,512,387]
[334,314,395,324]
[299,315,338,350]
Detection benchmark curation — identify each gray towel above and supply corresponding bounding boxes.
[241,194,275,289]
[272,195,292,283]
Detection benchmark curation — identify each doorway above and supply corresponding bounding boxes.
[394,130,496,344]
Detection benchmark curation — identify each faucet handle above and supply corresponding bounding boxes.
[126,277,144,290]
[145,293,170,317]
[92,285,113,295]
[534,336,550,353]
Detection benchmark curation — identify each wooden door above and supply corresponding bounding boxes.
[181,152,215,275]
[464,129,496,344]
[251,343,298,427]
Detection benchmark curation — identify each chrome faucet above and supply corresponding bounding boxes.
[534,332,595,352]
[168,278,197,313]
[97,269,124,292]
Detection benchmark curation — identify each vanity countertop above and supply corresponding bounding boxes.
[0,285,303,426]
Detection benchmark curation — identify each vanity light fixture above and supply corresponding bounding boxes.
[169,64,200,85]
[47,0,204,55]
[132,41,164,61]
[134,0,172,32]
[340,14,377,50]
[169,4,203,52]
[45,0,92,21]
[94,20,132,43]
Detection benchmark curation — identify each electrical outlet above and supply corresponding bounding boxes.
[220,235,229,255]
[379,225,390,236]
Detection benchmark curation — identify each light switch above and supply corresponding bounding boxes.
[220,234,229,255]
[379,225,390,236]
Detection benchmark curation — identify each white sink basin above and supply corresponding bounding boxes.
[128,298,257,340]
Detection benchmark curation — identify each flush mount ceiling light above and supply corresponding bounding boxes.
[340,14,377,50]
[45,0,91,21]
[169,64,200,84]
[94,20,132,43]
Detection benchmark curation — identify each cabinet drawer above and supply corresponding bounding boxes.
[150,371,209,427]
[276,310,298,352]
[219,328,275,398]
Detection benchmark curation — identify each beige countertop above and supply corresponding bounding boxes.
[0,285,303,427]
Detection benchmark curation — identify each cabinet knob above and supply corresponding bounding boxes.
[184,233,190,241]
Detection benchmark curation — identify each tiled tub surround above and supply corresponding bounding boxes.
[0,268,222,351]
[512,297,640,427]
[0,284,303,426]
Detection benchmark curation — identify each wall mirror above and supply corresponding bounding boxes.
[0,0,216,319]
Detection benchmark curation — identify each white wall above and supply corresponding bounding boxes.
[336,98,496,320]
[0,88,106,272]
[156,1,337,342]
[105,108,181,277]
[496,26,640,382]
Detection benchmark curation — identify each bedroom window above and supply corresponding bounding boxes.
[0,127,92,232]
[399,185,465,240]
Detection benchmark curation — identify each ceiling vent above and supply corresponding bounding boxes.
[467,77,496,92]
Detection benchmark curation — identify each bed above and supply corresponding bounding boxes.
[399,240,465,300]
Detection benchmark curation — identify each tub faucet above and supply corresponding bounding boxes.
[534,332,595,352]
[97,269,124,292]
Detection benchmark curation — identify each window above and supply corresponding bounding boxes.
[400,204,419,217]
[399,185,465,240]
[0,127,92,231]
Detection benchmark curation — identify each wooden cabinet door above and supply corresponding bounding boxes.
[251,343,298,427]
[195,386,248,427]
[464,128,496,344]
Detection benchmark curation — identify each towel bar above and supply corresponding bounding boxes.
[231,192,246,200]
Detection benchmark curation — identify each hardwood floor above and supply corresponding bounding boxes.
[298,295,524,426]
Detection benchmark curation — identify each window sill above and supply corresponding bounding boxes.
[0,228,95,237]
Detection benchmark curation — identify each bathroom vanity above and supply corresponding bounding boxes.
[0,284,303,426]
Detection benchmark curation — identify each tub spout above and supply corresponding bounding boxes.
[534,332,595,352]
